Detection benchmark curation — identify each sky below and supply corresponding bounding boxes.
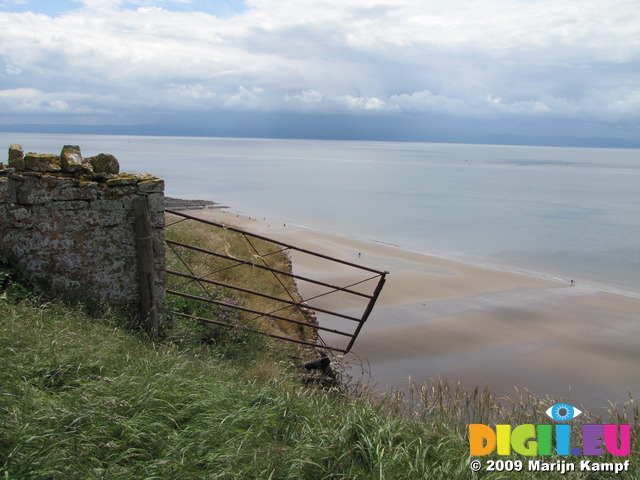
[0,0,639,147]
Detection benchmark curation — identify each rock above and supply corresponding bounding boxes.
[146,192,164,213]
[11,208,30,221]
[88,153,120,174]
[24,154,62,172]
[302,356,331,373]
[81,159,95,174]
[106,176,137,187]
[163,197,220,210]
[8,144,25,170]
[134,173,156,182]
[137,178,164,193]
[60,145,84,173]
[0,177,10,201]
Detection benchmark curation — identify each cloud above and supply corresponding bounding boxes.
[341,95,389,111]
[0,0,638,143]
[224,85,267,108]
[4,63,21,75]
[0,88,73,113]
[0,87,42,98]
[285,89,323,105]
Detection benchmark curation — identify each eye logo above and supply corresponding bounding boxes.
[545,403,582,422]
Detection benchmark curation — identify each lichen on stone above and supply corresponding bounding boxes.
[8,144,25,170]
[60,145,84,173]
[88,153,120,174]
[106,175,138,187]
[24,153,62,173]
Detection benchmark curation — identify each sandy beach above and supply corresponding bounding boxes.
[183,207,640,412]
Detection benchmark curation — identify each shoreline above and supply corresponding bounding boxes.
[274,219,640,300]
[180,206,640,412]
[181,200,639,298]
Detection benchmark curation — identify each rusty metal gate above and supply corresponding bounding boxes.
[165,209,387,353]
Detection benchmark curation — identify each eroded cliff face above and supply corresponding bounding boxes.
[1,144,165,320]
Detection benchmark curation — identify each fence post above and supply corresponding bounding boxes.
[133,195,159,340]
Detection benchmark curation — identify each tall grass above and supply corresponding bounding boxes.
[0,299,453,479]
[3,299,640,479]
[1,215,638,479]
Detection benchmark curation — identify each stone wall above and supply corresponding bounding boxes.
[0,144,165,326]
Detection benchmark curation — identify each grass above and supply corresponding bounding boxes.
[0,299,458,479]
[1,215,639,479]
[164,212,317,353]
[2,301,640,479]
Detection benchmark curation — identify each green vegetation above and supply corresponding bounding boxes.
[1,253,38,303]
[164,212,316,352]
[1,216,638,479]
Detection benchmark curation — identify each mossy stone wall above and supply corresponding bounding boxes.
[0,144,165,322]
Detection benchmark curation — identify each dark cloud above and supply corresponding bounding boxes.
[0,0,638,146]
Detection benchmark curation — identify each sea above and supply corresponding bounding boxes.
[2,132,639,293]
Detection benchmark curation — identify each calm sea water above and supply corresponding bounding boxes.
[3,133,639,292]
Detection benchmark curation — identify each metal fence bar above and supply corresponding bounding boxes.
[167,269,363,322]
[166,241,218,300]
[167,239,373,299]
[170,311,348,353]
[167,290,355,338]
[166,209,387,275]
[345,273,387,352]
[165,210,388,353]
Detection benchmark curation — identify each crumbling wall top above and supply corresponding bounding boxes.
[2,144,163,192]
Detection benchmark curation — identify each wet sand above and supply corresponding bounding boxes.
[183,208,640,412]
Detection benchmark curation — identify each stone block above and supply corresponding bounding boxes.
[81,160,95,174]
[135,173,156,182]
[7,171,25,182]
[106,176,137,187]
[90,198,127,212]
[41,174,75,189]
[61,145,84,173]
[54,182,99,202]
[92,208,129,227]
[8,144,25,170]
[16,186,52,205]
[137,178,165,193]
[56,200,89,210]
[146,192,165,213]
[24,154,62,173]
[11,207,30,221]
[88,153,120,174]
[150,212,165,228]
[0,177,8,202]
